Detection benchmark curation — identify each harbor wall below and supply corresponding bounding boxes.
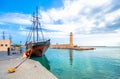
[50,44,71,49]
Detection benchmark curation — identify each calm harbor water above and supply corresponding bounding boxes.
[31,47,120,79]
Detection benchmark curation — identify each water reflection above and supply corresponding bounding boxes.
[69,49,73,65]
[31,55,50,70]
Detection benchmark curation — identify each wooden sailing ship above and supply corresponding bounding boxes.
[25,8,50,57]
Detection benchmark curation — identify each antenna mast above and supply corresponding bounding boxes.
[9,34,12,41]
[3,31,5,40]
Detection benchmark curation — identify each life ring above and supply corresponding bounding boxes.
[25,51,30,58]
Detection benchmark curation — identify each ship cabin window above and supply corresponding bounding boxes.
[1,44,3,46]
[5,44,8,47]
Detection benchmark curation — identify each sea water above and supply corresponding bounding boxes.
[32,47,120,79]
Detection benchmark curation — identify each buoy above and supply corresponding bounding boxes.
[8,68,15,73]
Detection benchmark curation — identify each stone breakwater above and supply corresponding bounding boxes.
[50,44,94,50]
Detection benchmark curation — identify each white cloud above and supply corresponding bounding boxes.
[39,0,120,46]
[40,0,115,34]
[0,0,119,46]
[19,26,26,31]
[74,33,120,46]
[105,9,120,23]
[83,0,111,7]
[98,22,106,28]
[0,13,32,25]
[0,22,4,25]
[115,29,120,34]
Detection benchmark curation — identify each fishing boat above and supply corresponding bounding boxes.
[25,8,50,57]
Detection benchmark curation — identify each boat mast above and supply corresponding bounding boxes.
[35,7,44,42]
[32,12,35,42]
[36,7,39,42]
[39,15,45,41]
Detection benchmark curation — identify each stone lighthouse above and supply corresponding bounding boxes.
[70,32,73,48]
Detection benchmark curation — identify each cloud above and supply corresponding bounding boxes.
[74,33,120,46]
[0,13,32,25]
[0,0,120,46]
[38,0,120,46]
[39,0,120,35]
[0,22,4,25]
[1,0,119,35]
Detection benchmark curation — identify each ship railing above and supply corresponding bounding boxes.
[26,39,50,44]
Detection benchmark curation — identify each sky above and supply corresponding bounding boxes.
[0,0,120,46]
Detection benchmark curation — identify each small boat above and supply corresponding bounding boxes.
[25,7,50,57]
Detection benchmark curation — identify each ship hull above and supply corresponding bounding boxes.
[26,39,50,56]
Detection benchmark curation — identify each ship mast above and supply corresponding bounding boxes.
[36,7,39,42]
[26,7,46,44]
[32,12,35,42]
[35,7,44,42]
